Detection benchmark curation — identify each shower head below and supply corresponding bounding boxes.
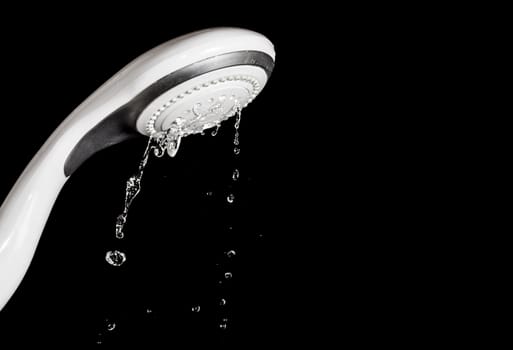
[0,28,275,310]
[65,27,275,176]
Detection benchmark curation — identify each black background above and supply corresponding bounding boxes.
[0,5,332,348]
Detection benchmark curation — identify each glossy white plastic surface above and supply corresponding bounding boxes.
[0,27,274,310]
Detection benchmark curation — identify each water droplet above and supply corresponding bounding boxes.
[233,147,240,155]
[146,308,152,314]
[226,194,235,204]
[219,298,227,306]
[224,272,233,280]
[154,147,165,157]
[206,191,213,197]
[226,250,236,258]
[232,169,240,181]
[211,124,221,136]
[96,339,102,345]
[234,133,239,146]
[167,133,182,157]
[234,110,242,129]
[219,318,228,330]
[107,322,116,331]
[116,214,126,226]
[115,214,125,239]
[105,250,126,266]
[191,305,201,313]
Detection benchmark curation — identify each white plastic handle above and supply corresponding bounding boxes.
[0,27,275,310]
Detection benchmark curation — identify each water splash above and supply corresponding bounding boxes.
[105,250,126,266]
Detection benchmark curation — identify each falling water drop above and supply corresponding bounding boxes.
[219,298,227,306]
[224,272,233,280]
[206,191,213,197]
[105,250,126,266]
[146,308,152,314]
[232,169,239,181]
[226,250,236,258]
[107,322,116,331]
[233,147,240,155]
[191,305,201,313]
[125,176,141,207]
[226,194,235,204]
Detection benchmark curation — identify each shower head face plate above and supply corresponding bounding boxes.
[136,65,267,136]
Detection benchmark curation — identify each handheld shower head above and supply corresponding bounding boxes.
[0,28,275,310]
